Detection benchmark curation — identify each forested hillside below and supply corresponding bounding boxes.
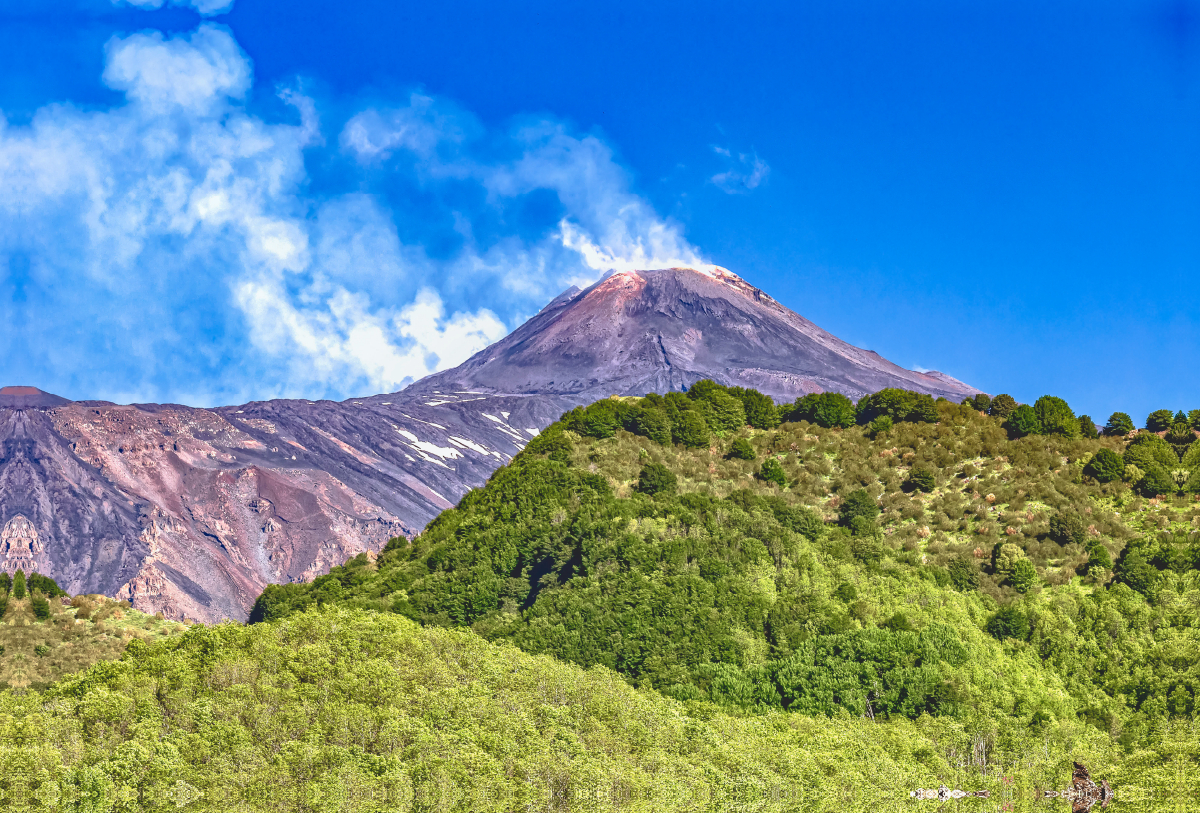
[254,384,1200,751]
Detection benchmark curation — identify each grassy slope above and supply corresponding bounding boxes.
[0,594,186,690]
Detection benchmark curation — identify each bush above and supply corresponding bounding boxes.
[986,606,1029,641]
[838,489,879,527]
[1009,559,1038,593]
[728,438,756,460]
[30,590,51,620]
[868,415,893,437]
[635,462,677,496]
[1146,409,1175,432]
[1049,509,1087,546]
[1077,415,1099,439]
[1105,412,1135,436]
[12,569,26,600]
[1124,433,1178,471]
[988,394,1018,418]
[1087,543,1113,571]
[1084,449,1124,483]
[833,583,858,603]
[905,464,936,493]
[1005,404,1042,438]
[759,458,787,487]
[1167,422,1195,456]
[1138,463,1175,497]
[1033,395,1078,438]
[971,393,992,413]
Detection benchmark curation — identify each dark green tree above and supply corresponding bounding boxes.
[1138,464,1176,497]
[1087,543,1113,572]
[673,411,711,448]
[947,556,980,592]
[759,458,787,487]
[1147,409,1175,432]
[12,569,26,600]
[1005,404,1042,438]
[30,590,50,620]
[0,572,10,595]
[868,415,893,437]
[784,392,856,429]
[699,390,747,433]
[1009,559,1038,594]
[1084,449,1124,483]
[971,393,992,413]
[1104,412,1135,436]
[986,606,1029,641]
[1033,395,1078,438]
[635,462,678,496]
[1124,433,1179,471]
[1190,409,1200,431]
[988,394,1018,419]
[838,489,879,528]
[634,408,673,446]
[1077,415,1099,439]
[905,464,936,493]
[1049,509,1087,546]
[732,388,780,430]
[1167,422,1196,457]
[728,438,756,460]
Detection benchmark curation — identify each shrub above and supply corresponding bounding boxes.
[1087,543,1113,571]
[1084,448,1124,482]
[1146,409,1175,432]
[971,393,992,413]
[1049,509,1087,546]
[882,612,914,632]
[905,464,936,493]
[849,524,884,561]
[868,415,893,437]
[988,394,1018,418]
[728,438,756,460]
[12,569,26,600]
[1104,412,1135,436]
[1138,463,1175,497]
[759,458,787,487]
[34,643,50,657]
[839,489,879,527]
[947,556,980,591]
[635,462,677,496]
[833,583,858,603]
[1124,433,1178,471]
[30,590,51,620]
[1033,395,1078,438]
[1077,415,1099,439]
[986,606,1029,641]
[1005,405,1042,438]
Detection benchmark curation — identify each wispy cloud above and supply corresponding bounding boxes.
[112,0,235,15]
[0,23,705,405]
[710,146,770,194]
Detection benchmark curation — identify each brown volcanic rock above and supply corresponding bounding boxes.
[411,266,980,402]
[0,390,570,622]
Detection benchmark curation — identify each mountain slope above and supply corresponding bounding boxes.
[411,266,979,402]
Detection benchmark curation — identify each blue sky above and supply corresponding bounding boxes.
[1,0,1197,423]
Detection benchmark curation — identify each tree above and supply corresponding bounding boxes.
[986,606,1029,641]
[838,489,879,528]
[1087,543,1113,572]
[1033,395,1078,438]
[868,415,893,437]
[988,394,1018,419]
[1167,422,1196,457]
[971,393,992,413]
[732,388,780,430]
[634,408,673,446]
[759,458,787,487]
[13,569,26,600]
[947,556,980,591]
[784,392,856,429]
[30,589,51,620]
[1104,412,1135,436]
[1083,449,1124,483]
[1147,409,1175,432]
[1049,510,1087,546]
[905,464,936,493]
[635,462,677,496]
[1190,409,1200,431]
[1138,463,1175,497]
[673,411,711,448]
[700,390,747,433]
[1077,415,1099,439]
[1005,404,1042,438]
[1124,432,1178,471]
[1009,559,1038,594]
[728,438,756,460]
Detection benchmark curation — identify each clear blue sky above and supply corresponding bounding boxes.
[1,0,1197,424]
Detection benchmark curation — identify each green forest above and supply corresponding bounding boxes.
[2,384,1200,809]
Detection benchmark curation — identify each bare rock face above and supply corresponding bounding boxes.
[0,266,979,622]
[0,386,570,623]
[411,266,980,402]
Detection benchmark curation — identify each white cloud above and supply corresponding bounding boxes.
[113,0,235,15]
[0,23,704,405]
[710,146,770,194]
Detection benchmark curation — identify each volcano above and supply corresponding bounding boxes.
[0,266,977,622]
[410,266,979,402]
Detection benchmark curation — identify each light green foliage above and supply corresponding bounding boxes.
[1008,558,1038,593]
[759,457,787,487]
[1033,395,1079,438]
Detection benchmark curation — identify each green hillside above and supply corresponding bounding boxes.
[253,386,1200,750]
